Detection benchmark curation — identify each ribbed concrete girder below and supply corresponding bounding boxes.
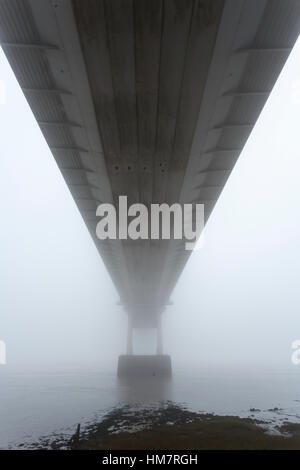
[0,0,299,326]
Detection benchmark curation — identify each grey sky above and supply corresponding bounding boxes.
[1,35,300,370]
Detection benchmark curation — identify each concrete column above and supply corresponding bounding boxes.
[156,317,163,355]
[127,316,133,355]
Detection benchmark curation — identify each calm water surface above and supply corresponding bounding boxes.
[1,364,300,449]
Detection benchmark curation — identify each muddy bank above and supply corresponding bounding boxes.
[74,405,300,450]
[22,402,300,450]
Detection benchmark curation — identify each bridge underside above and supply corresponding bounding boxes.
[1,1,300,352]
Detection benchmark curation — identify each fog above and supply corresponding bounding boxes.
[1,36,300,372]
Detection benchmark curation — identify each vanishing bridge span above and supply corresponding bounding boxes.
[1,0,299,375]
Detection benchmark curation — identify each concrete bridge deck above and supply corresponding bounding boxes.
[1,0,299,373]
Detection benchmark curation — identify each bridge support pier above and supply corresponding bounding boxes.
[118,313,171,378]
[126,317,133,355]
[117,354,171,378]
[156,317,163,355]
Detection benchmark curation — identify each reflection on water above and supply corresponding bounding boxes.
[117,377,172,405]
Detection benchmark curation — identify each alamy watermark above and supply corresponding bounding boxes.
[0,340,6,365]
[291,340,300,365]
[95,196,204,251]
[0,79,6,105]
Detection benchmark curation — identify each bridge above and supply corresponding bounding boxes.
[1,0,299,375]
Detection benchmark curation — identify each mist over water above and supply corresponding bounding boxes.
[1,33,300,448]
[1,364,300,449]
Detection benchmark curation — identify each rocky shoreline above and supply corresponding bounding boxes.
[19,402,300,450]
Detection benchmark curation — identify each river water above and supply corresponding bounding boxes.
[1,364,300,449]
